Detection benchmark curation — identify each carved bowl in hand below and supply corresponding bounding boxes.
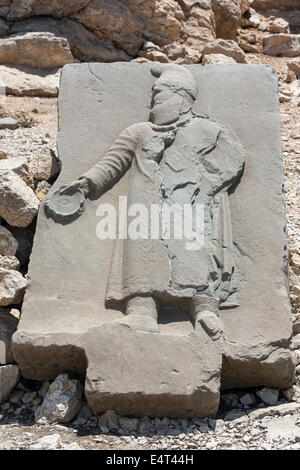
[44,187,85,223]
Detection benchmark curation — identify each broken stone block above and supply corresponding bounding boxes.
[0,364,19,403]
[85,324,221,417]
[0,172,39,227]
[35,374,83,424]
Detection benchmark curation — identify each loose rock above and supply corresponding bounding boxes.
[256,387,279,406]
[0,269,27,306]
[35,374,83,424]
[0,172,39,227]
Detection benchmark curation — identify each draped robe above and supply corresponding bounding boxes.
[81,114,245,308]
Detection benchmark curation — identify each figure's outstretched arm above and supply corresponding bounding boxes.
[62,125,140,200]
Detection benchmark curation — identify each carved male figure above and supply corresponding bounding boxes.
[48,64,245,338]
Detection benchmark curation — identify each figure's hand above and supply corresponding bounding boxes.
[45,177,89,223]
[59,178,89,198]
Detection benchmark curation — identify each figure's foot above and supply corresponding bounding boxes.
[194,310,224,340]
[113,314,159,333]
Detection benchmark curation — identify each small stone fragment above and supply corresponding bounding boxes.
[35,374,83,424]
[202,53,237,65]
[0,172,39,227]
[119,416,139,431]
[240,392,256,406]
[98,409,119,431]
[0,118,18,130]
[256,387,279,406]
[31,434,61,450]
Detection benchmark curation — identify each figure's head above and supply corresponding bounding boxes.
[149,63,198,126]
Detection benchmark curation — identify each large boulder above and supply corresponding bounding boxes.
[211,0,242,39]
[263,34,300,57]
[202,39,247,63]
[0,172,39,227]
[0,32,74,69]
[0,269,27,306]
[0,364,19,403]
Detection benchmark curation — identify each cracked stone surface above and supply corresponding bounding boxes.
[12,63,294,417]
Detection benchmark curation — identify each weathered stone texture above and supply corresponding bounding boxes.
[12,63,294,417]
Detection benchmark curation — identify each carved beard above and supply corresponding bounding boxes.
[149,95,183,126]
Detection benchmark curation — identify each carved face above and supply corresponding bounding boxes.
[149,78,193,126]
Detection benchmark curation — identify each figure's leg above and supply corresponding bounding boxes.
[115,295,159,333]
[126,296,158,321]
[190,295,223,340]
